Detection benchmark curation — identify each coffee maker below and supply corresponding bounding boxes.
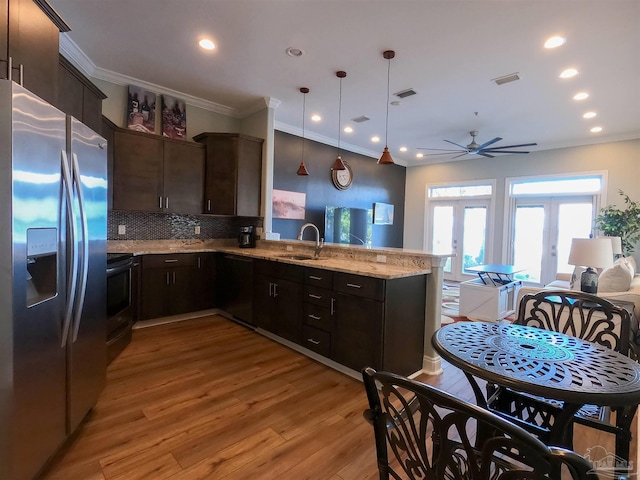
[238,226,256,248]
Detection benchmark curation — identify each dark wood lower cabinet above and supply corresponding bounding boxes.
[332,292,384,371]
[253,260,303,343]
[140,253,216,320]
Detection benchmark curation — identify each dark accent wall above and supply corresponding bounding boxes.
[273,131,406,248]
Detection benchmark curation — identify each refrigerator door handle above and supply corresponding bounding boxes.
[71,153,90,342]
[61,150,77,347]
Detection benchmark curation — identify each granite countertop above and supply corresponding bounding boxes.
[108,239,445,279]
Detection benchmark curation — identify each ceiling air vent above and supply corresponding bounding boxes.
[492,73,520,85]
[394,88,417,99]
[352,115,370,123]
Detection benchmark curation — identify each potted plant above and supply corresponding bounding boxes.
[594,190,640,255]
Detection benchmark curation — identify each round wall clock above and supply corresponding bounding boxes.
[331,162,353,190]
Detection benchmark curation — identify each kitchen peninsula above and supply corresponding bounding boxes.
[109,239,450,375]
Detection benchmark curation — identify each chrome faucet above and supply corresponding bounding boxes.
[297,223,324,257]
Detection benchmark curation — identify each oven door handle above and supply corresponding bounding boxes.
[107,259,134,276]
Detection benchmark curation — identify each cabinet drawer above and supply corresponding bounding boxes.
[304,303,333,332]
[304,285,333,309]
[334,273,384,301]
[302,325,331,358]
[143,253,198,269]
[304,267,333,289]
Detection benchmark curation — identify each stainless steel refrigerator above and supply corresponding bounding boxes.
[0,80,107,479]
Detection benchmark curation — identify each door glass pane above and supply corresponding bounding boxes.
[462,206,486,272]
[556,203,594,274]
[514,205,545,283]
[432,205,453,273]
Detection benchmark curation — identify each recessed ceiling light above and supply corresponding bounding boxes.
[416,153,424,158]
[573,92,589,100]
[399,146,407,152]
[343,126,353,133]
[311,114,321,122]
[544,36,566,49]
[390,101,401,106]
[198,39,216,50]
[286,47,305,57]
[583,111,597,119]
[590,126,603,133]
[371,136,380,143]
[559,68,578,79]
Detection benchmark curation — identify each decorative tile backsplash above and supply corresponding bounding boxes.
[108,210,263,240]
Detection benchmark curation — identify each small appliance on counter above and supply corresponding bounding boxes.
[238,226,256,248]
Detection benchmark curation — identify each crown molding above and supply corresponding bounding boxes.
[239,97,281,117]
[274,121,409,167]
[59,34,242,118]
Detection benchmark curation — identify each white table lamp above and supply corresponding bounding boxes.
[568,238,614,293]
[606,236,623,259]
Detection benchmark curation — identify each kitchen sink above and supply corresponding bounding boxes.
[277,254,317,261]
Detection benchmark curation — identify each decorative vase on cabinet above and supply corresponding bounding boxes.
[193,132,264,216]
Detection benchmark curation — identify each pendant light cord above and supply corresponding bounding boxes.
[337,77,342,155]
[384,56,390,147]
[302,91,306,162]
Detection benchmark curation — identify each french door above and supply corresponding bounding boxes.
[509,196,596,285]
[430,199,490,282]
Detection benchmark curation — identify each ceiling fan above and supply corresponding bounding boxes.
[418,131,537,159]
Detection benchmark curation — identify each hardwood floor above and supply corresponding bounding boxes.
[42,315,636,479]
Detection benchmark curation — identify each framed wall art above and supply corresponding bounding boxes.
[127,86,156,134]
[161,94,186,139]
[373,202,394,225]
[273,189,306,220]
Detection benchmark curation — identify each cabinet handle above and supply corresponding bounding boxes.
[19,64,23,86]
[346,283,362,289]
[198,257,201,269]
[173,272,176,284]
[268,282,273,297]
[308,314,321,320]
[308,294,322,299]
[165,197,169,209]
[164,259,178,263]
[330,298,335,315]
[159,196,163,209]
[166,272,170,285]
[309,275,323,281]
[307,338,320,345]
[207,199,211,211]
[273,283,278,298]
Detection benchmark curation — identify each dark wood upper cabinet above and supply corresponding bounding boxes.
[193,132,263,216]
[112,127,204,214]
[0,0,69,105]
[57,55,106,133]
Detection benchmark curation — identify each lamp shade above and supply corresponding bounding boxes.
[568,238,614,269]
[606,236,623,255]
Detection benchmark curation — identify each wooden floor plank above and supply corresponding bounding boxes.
[41,314,635,480]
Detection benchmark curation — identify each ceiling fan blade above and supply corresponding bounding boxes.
[444,139,469,149]
[422,151,468,156]
[483,142,538,150]
[477,137,502,150]
[484,150,531,154]
[477,152,495,158]
[416,147,467,152]
[452,152,469,159]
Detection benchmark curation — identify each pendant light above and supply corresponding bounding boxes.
[296,87,310,175]
[378,50,395,165]
[332,71,347,171]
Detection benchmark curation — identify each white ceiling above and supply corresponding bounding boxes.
[49,0,640,166]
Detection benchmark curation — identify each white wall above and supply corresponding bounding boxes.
[404,139,640,263]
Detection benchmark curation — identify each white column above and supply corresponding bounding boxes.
[423,256,448,374]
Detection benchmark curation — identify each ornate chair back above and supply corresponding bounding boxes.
[362,367,598,480]
[516,290,630,355]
